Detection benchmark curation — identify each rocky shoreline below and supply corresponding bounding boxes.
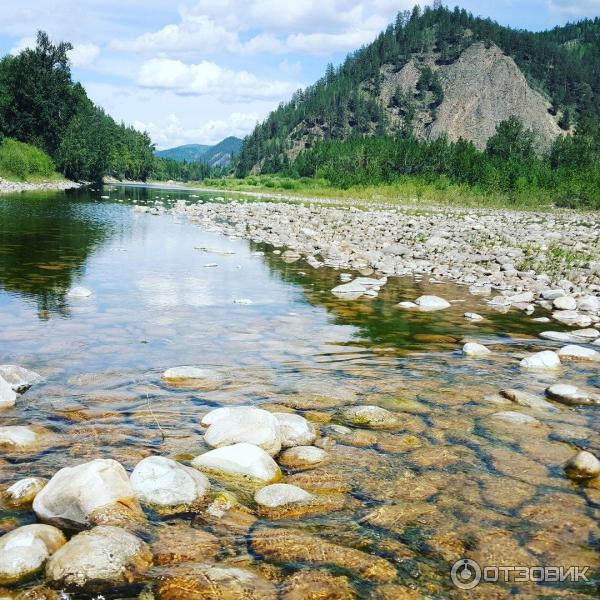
[169,198,600,326]
[0,178,80,194]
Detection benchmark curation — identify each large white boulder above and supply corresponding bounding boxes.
[203,407,282,456]
[254,483,314,508]
[130,456,210,513]
[520,351,561,370]
[45,526,152,590]
[0,524,66,585]
[415,295,451,311]
[192,443,281,483]
[0,376,16,409]
[557,345,600,361]
[33,458,142,529]
[273,413,316,448]
[0,365,42,393]
[553,296,577,311]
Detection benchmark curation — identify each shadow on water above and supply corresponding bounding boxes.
[0,188,111,318]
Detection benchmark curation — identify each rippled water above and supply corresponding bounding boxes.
[0,185,598,598]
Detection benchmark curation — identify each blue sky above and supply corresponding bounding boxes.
[0,1,598,148]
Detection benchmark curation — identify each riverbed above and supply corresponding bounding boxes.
[0,185,598,598]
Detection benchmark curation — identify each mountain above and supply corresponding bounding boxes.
[155,144,210,162]
[156,137,243,167]
[202,136,244,167]
[235,6,600,176]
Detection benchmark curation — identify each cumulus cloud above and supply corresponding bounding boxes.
[110,0,426,56]
[68,43,100,67]
[134,111,259,147]
[137,57,299,100]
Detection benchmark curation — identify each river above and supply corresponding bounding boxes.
[0,185,598,598]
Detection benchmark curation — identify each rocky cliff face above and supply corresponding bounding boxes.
[425,43,563,150]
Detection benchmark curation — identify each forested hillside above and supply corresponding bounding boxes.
[0,32,154,182]
[235,5,600,178]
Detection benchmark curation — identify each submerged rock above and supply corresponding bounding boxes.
[462,342,491,357]
[254,483,314,509]
[130,456,210,514]
[563,451,600,481]
[278,446,330,470]
[338,405,399,429]
[156,563,277,600]
[500,389,558,412]
[520,350,561,370]
[67,286,92,298]
[281,570,356,600]
[45,526,152,590]
[415,295,451,311]
[192,443,281,483]
[33,458,143,529]
[162,366,223,388]
[331,281,368,299]
[491,411,541,427]
[0,425,37,447]
[546,384,600,406]
[0,524,66,585]
[3,477,47,508]
[251,527,396,583]
[274,412,317,448]
[151,523,219,566]
[0,365,42,393]
[464,312,484,321]
[203,407,282,456]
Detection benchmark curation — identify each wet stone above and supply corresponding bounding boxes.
[250,527,397,583]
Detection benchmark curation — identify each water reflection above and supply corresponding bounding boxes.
[0,189,110,318]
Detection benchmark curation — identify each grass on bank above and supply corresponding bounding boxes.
[196,175,558,211]
[0,138,63,182]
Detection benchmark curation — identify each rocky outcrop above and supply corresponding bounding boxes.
[427,43,562,150]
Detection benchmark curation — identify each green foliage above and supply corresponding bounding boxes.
[0,138,56,180]
[151,157,216,182]
[0,31,155,182]
[291,118,600,209]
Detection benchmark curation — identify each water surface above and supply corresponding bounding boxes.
[0,185,598,598]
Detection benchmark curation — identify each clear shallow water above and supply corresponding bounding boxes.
[0,185,598,598]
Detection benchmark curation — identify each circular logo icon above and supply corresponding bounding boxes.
[451,558,482,590]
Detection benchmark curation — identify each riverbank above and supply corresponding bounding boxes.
[0,177,80,194]
[169,196,600,323]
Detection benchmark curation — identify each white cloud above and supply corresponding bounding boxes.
[68,43,100,67]
[134,111,259,147]
[137,57,299,100]
[109,0,426,56]
[111,14,239,53]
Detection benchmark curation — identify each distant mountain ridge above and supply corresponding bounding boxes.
[156,136,243,167]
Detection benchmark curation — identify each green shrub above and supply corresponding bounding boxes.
[0,138,56,180]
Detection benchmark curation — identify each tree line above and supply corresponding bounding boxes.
[0,31,155,182]
[292,117,600,209]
